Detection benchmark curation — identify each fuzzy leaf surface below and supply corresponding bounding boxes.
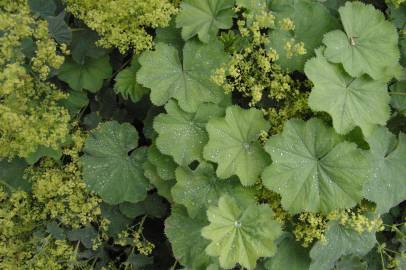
[58,56,112,92]
[305,49,390,135]
[154,100,225,165]
[262,118,369,214]
[323,1,399,79]
[81,121,149,204]
[203,106,270,186]
[137,41,228,112]
[310,221,376,270]
[363,127,406,214]
[201,194,282,269]
[176,0,235,43]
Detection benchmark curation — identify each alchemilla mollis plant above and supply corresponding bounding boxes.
[0,0,405,269]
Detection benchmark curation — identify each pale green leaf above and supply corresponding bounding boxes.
[58,56,112,92]
[201,194,282,270]
[172,162,242,218]
[262,118,369,214]
[203,106,270,186]
[305,49,390,135]
[137,40,228,112]
[310,220,376,270]
[114,59,148,103]
[363,126,406,214]
[165,206,213,269]
[323,1,400,80]
[176,0,235,43]
[81,121,149,204]
[154,100,225,165]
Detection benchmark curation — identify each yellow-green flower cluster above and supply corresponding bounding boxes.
[65,0,177,54]
[0,131,102,269]
[214,14,310,134]
[293,212,328,247]
[0,0,70,159]
[328,207,384,234]
[254,181,290,224]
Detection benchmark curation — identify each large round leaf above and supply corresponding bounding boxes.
[262,118,369,214]
[81,121,149,205]
[305,49,390,136]
[322,1,400,80]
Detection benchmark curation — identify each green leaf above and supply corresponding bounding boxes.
[322,1,400,80]
[114,58,148,103]
[203,106,270,186]
[126,254,153,269]
[201,194,282,270]
[71,30,108,65]
[262,118,369,214]
[28,0,56,17]
[137,40,228,112]
[269,0,338,71]
[165,206,213,269]
[60,90,89,116]
[81,121,149,205]
[46,221,66,240]
[176,0,235,43]
[58,56,112,92]
[119,193,167,219]
[305,49,390,136]
[154,100,225,165]
[309,221,376,270]
[172,162,242,218]
[147,145,177,181]
[155,19,184,53]
[390,81,406,116]
[334,255,368,270]
[264,234,310,270]
[46,12,72,44]
[25,145,62,165]
[0,158,31,192]
[363,127,406,214]
[143,160,175,203]
[67,226,98,249]
[101,203,132,236]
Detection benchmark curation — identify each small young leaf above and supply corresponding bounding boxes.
[201,194,282,270]
[46,12,72,44]
[58,56,112,92]
[154,100,225,165]
[114,59,148,103]
[203,106,270,186]
[176,0,235,43]
[172,162,242,218]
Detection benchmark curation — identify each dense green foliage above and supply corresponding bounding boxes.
[0,0,405,269]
